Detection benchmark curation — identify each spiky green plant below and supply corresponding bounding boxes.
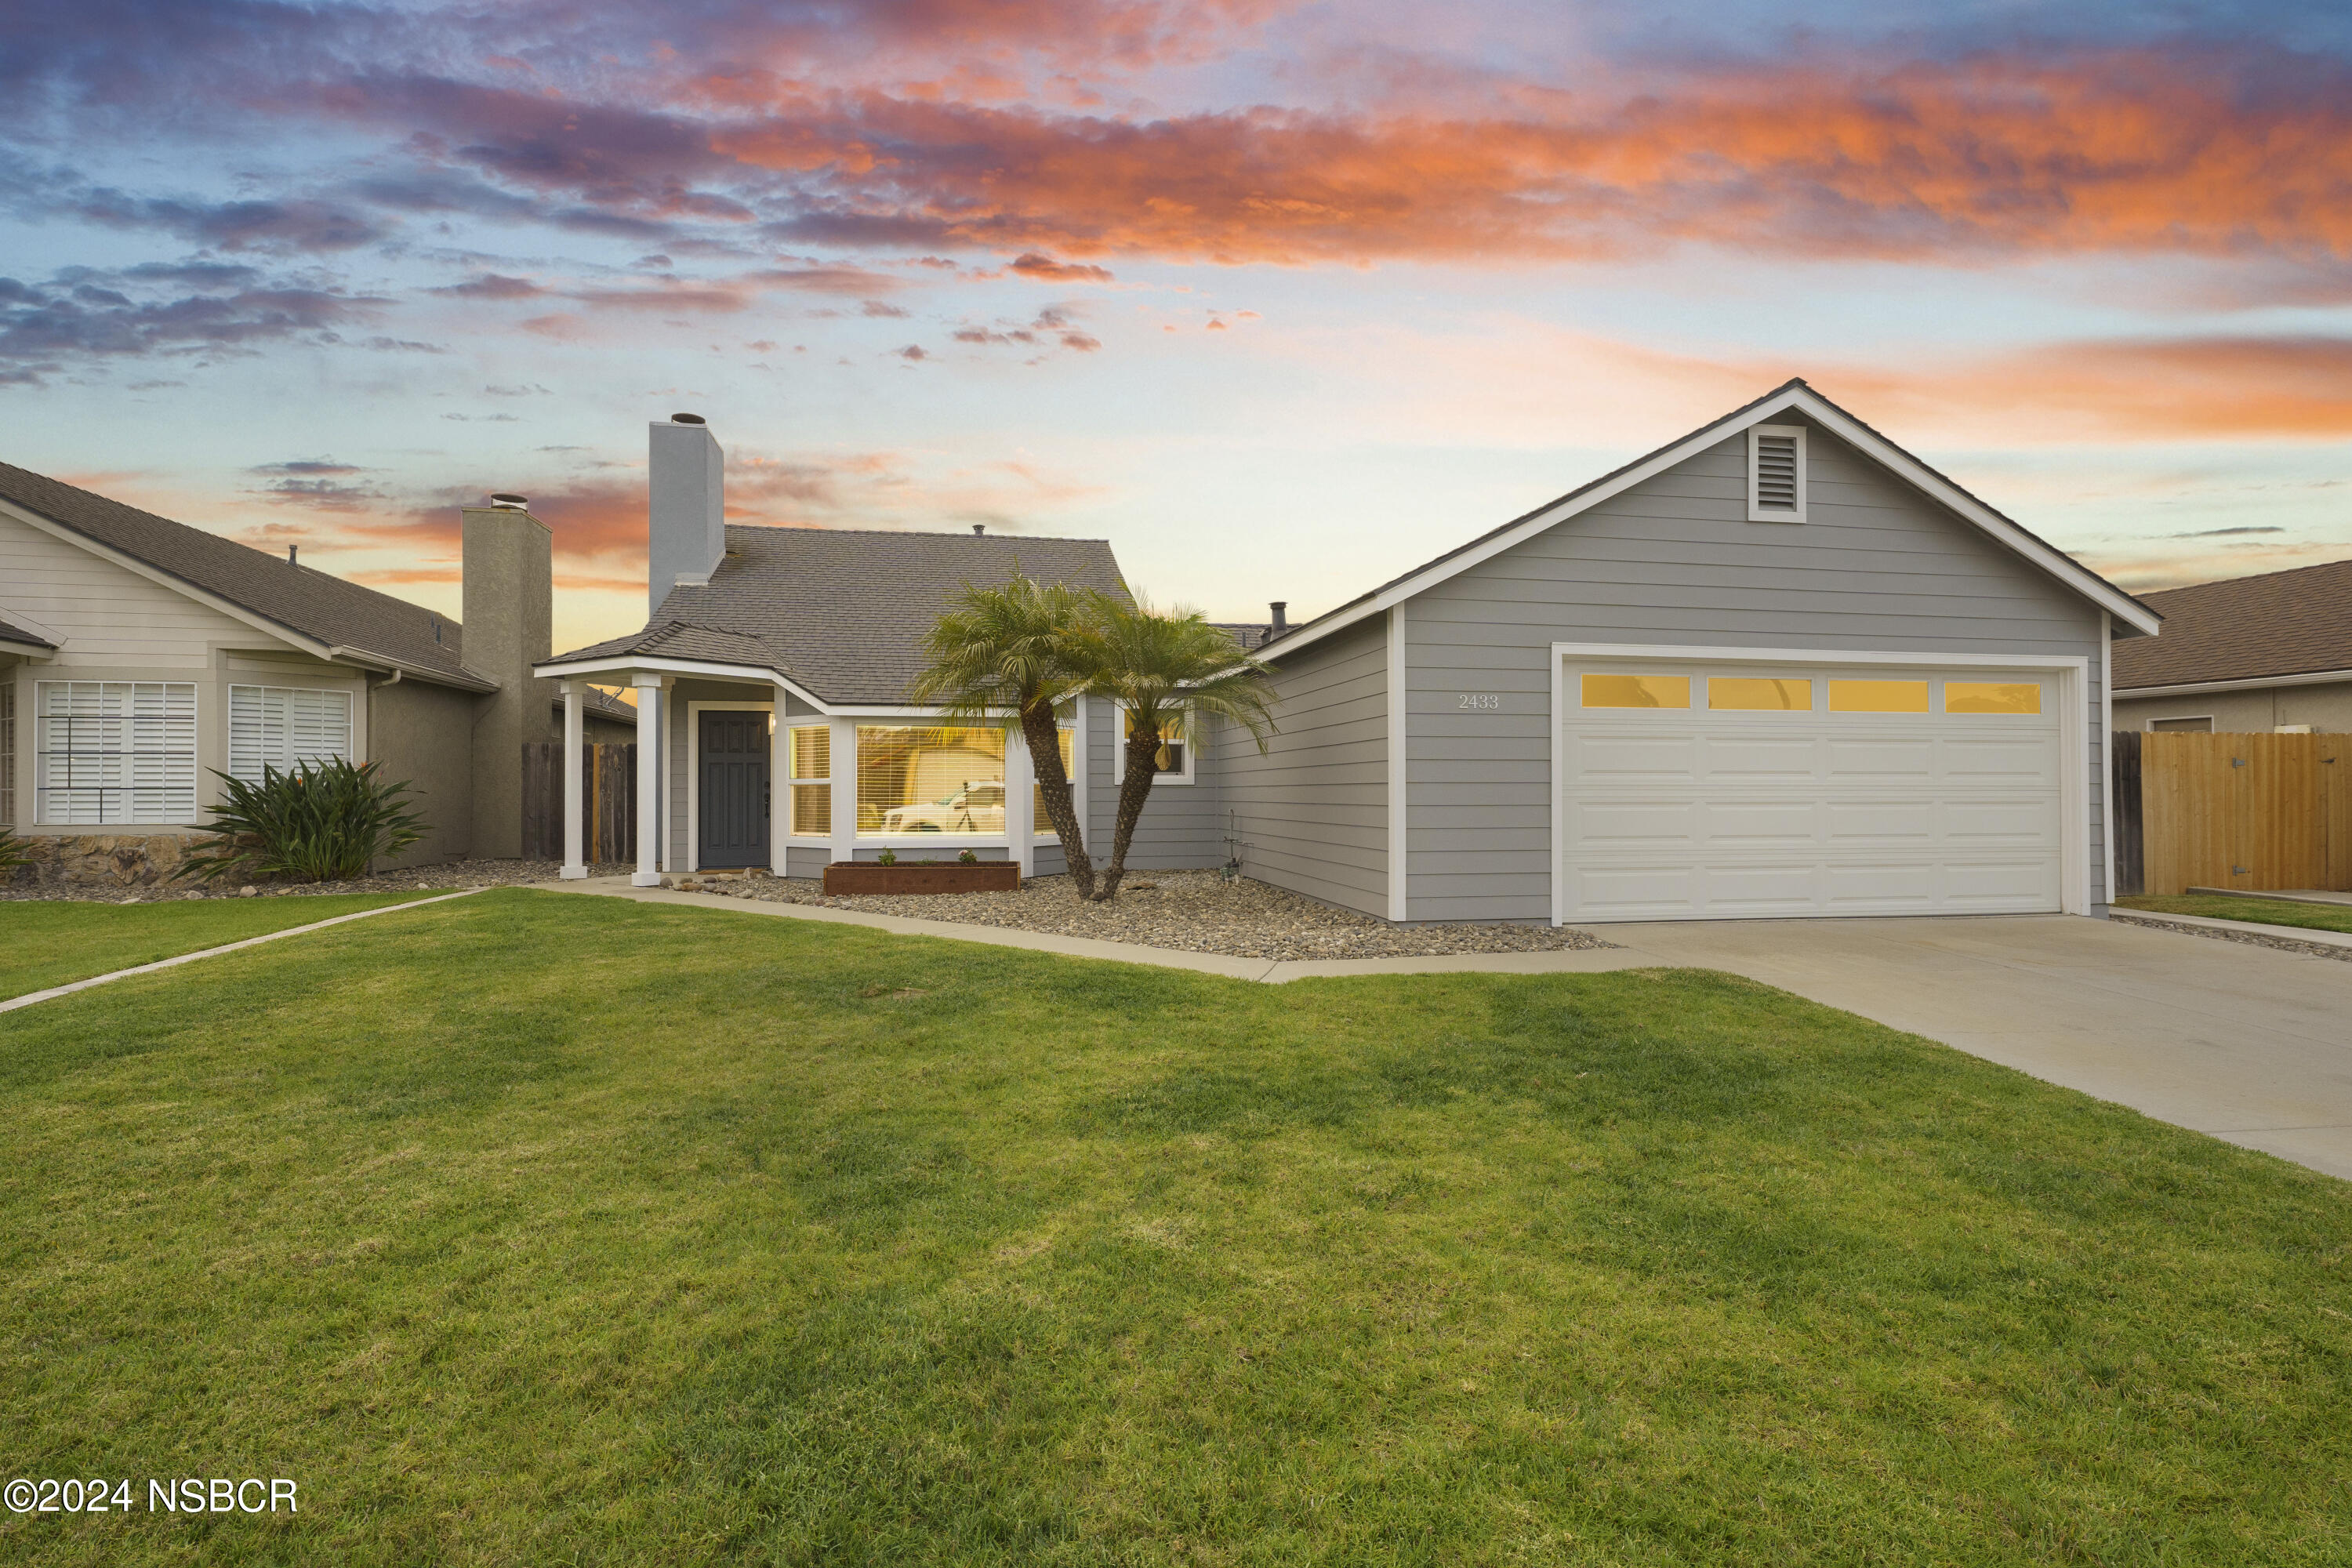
[907,576,1099,896]
[180,758,427,884]
[0,829,33,881]
[1074,593,1276,902]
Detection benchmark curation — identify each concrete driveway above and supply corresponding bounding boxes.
[1590,915,2352,1181]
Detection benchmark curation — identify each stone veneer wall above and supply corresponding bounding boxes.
[6,833,196,890]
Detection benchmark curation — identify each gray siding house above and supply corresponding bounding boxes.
[542,383,2156,924]
[2109,559,2352,734]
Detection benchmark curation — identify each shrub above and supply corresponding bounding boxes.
[0,829,32,880]
[181,759,427,884]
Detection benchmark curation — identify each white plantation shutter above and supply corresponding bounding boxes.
[228,686,352,782]
[36,681,197,824]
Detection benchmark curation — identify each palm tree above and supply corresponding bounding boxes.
[908,576,1100,897]
[1076,593,1277,902]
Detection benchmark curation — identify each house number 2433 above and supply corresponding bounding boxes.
[1457,694,1501,710]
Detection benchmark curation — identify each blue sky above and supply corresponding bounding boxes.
[5,0,2350,651]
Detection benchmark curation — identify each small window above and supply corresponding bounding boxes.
[1116,706,1192,782]
[229,685,351,782]
[788,724,831,835]
[2148,716,2212,733]
[1945,681,2042,716]
[1748,424,1807,522]
[1830,679,1929,713]
[1708,677,1810,711]
[1581,673,1690,710]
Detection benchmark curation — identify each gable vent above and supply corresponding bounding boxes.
[1747,424,1807,522]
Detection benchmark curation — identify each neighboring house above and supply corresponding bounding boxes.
[2109,560,2352,734]
[541,383,2158,924]
[0,464,633,882]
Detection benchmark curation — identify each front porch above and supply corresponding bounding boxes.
[550,660,1086,887]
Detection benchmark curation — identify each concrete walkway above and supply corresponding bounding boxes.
[535,880,2352,1180]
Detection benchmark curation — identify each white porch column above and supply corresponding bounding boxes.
[559,681,587,879]
[828,715,857,865]
[1006,723,1035,877]
[633,673,664,886]
[768,687,789,877]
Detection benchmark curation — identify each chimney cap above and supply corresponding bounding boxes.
[670,412,706,425]
[488,492,529,510]
[971,523,985,535]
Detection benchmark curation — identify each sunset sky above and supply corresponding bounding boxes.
[6,0,2351,653]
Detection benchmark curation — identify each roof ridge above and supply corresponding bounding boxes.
[722,521,1112,543]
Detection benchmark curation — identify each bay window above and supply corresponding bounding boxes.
[788,724,832,836]
[855,725,1005,835]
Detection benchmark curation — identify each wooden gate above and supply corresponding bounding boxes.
[521,742,637,863]
[2111,730,2351,895]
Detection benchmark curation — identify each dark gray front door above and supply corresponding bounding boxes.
[698,710,768,869]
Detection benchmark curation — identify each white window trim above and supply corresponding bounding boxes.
[1548,642,2091,925]
[2146,715,2216,732]
[850,720,1014,841]
[1112,701,1196,784]
[1747,423,1808,523]
[782,718,834,841]
[34,679,200,829]
[227,684,354,783]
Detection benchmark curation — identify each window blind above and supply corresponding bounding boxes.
[35,681,198,825]
[228,685,352,782]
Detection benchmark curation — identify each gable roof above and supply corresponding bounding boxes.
[544,524,1129,706]
[0,615,57,655]
[2111,558,2352,691]
[0,460,493,691]
[1254,379,2161,661]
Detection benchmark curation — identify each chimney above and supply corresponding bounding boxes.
[463,495,554,859]
[971,523,985,535]
[648,412,724,619]
[1269,601,1287,636]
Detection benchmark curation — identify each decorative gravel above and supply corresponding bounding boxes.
[675,869,1618,961]
[1,861,633,903]
[2109,911,2352,964]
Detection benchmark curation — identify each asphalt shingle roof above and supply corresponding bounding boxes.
[0,615,56,650]
[0,460,491,690]
[553,525,1129,703]
[2111,558,2352,690]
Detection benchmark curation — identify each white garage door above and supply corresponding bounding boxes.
[1561,660,2066,921]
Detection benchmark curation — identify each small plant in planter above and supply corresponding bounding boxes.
[180,759,426,884]
[877,847,897,866]
[958,849,978,864]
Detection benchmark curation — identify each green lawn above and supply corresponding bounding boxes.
[0,891,448,1001]
[2116,892,2352,937]
[3,889,2347,1565]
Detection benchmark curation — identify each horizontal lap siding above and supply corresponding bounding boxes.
[1082,695,1226,872]
[1226,618,1388,916]
[0,513,259,665]
[1404,420,2107,922]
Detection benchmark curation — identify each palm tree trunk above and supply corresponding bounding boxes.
[1092,726,1164,901]
[1021,700,1094,898]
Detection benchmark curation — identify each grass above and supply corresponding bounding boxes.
[2,888,2348,1566]
[0,890,448,1001]
[2115,892,2352,937]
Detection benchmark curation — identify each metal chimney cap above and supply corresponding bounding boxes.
[971,523,985,535]
[670,412,706,425]
[488,492,529,510]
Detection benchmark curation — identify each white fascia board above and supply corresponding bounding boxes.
[1256,384,2157,662]
[535,652,829,711]
[2113,666,2352,700]
[0,497,336,659]
[327,645,497,692]
[0,637,56,659]
[1552,641,2089,671]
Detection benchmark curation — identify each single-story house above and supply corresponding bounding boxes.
[542,382,2158,922]
[2110,559,2352,734]
[0,463,633,883]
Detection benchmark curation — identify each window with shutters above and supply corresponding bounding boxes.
[36,681,198,824]
[1747,423,1807,522]
[228,685,352,782]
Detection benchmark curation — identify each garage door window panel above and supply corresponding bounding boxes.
[1830,680,1929,713]
[1945,681,2042,715]
[1708,677,1813,711]
[1581,673,1689,709]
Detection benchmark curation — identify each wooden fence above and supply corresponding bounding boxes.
[521,742,637,864]
[2110,730,2351,895]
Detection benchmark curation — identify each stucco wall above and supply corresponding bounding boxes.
[2114,681,2352,733]
[370,677,474,866]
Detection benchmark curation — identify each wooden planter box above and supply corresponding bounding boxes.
[823,860,1021,895]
